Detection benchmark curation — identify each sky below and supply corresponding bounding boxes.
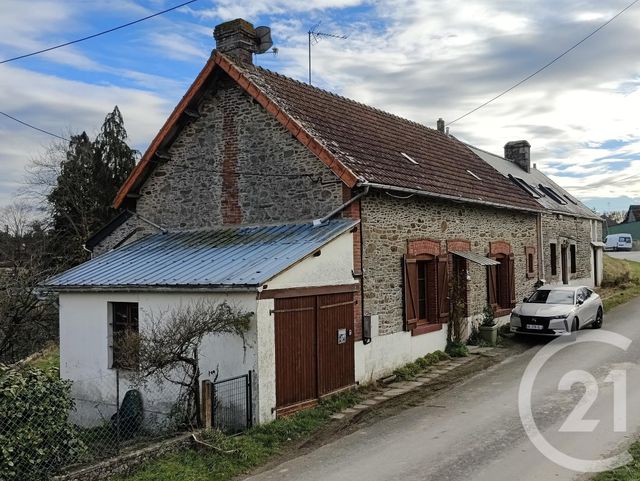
[1,0,640,213]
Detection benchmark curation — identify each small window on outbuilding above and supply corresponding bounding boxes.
[111,302,139,369]
[550,243,557,276]
[570,244,577,274]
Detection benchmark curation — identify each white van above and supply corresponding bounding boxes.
[604,233,633,251]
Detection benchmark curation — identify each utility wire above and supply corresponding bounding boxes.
[448,0,640,126]
[0,0,200,65]
[0,110,69,141]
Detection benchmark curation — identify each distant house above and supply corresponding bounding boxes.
[606,205,640,249]
[45,18,603,424]
[623,205,640,224]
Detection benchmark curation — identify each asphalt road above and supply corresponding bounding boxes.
[246,297,640,481]
[606,251,640,263]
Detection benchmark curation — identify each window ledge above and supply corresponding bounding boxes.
[411,322,444,336]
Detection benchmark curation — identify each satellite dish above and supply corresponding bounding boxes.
[255,26,273,54]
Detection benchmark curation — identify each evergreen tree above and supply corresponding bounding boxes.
[46,107,138,268]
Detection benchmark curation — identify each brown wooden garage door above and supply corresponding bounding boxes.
[274,292,355,412]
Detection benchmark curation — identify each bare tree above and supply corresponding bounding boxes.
[118,301,252,426]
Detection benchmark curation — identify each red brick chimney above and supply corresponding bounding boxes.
[213,19,257,64]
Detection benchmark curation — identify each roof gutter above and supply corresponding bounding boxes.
[42,285,260,294]
[358,182,542,214]
[313,185,370,225]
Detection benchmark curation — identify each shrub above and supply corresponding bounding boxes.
[481,305,496,327]
[446,341,469,358]
[0,365,86,480]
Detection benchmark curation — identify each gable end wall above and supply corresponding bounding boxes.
[132,78,343,230]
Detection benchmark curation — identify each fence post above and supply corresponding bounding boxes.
[201,380,212,430]
[246,371,253,428]
[115,368,121,454]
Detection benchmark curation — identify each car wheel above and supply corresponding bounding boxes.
[592,308,603,329]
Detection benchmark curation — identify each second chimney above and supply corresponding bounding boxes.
[437,118,445,133]
[213,18,257,64]
[504,140,531,173]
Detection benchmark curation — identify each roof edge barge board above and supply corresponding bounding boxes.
[360,182,543,214]
[45,285,260,294]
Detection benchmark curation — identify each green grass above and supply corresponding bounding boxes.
[393,350,450,381]
[26,343,60,371]
[116,389,364,481]
[592,440,640,481]
[599,256,640,312]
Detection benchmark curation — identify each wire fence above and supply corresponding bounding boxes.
[1,368,191,481]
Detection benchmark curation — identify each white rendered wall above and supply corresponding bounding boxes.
[59,291,257,427]
[355,315,447,384]
[262,231,355,291]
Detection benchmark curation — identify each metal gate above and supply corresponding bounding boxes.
[274,292,355,413]
[202,372,252,433]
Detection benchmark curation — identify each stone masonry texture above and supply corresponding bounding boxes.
[542,213,594,283]
[134,77,343,230]
[361,191,539,336]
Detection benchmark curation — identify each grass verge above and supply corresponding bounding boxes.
[116,388,364,481]
[393,350,450,381]
[592,440,640,481]
[24,343,60,370]
[599,255,640,312]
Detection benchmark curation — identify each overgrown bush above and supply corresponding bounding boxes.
[446,341,469,358]
[0,365,85,480]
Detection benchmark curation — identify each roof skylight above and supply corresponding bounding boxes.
[400,152,418,165]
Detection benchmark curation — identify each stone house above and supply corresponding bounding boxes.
[46,18,602,422]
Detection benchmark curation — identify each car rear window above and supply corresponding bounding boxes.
[528,289,574,305]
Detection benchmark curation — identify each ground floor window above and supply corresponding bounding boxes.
[570,244,577,274]
[525,246,536,279]
[488,253,515,313]
[550,243,557,276]
[111,302,139,369]
[403,253,449,332]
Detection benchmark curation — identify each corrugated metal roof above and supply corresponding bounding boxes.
[45,219,357,290]
[450,250,500,266]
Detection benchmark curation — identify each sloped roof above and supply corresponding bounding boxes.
[114,51,540,213]
[468,145,600,220]
[45,219,357,290]
[624,205,640,223]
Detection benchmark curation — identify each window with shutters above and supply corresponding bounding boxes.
[403,253,449,336]
[110,302,139,369]
[487,251,515,316]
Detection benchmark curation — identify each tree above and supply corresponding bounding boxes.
[0,203,58,363]
[34,107,138,268]
[117,301,252,427]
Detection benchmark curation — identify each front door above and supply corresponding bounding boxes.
[274,292,355,412]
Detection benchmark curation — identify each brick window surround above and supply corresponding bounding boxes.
[525,246,536,279]
[488,241,515,317]
[403,239,449,336]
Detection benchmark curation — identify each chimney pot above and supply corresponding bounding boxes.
[437,118,445,133]
[213,18,257,64]
[504,140,531,173]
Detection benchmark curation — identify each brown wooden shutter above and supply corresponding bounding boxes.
[487,264,498,308]
[426,261,438,323]
[403,255,418,330]
[437,254,450,322]
[508,252,516,307]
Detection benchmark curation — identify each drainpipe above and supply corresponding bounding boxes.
[537,213,545,283]
[313,185,370,225]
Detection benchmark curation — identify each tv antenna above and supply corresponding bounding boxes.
[308,22,348,85]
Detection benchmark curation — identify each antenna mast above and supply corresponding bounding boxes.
[308,22,348,85]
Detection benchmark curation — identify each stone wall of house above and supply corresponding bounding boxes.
[134,77,343,230]
[361,191,538,336]
[92,216,141,257]
[541,213,593,283]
